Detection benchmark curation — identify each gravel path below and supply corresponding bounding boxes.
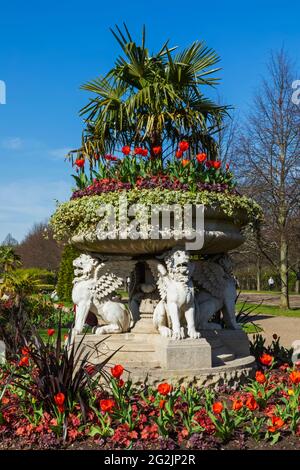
[239,292,300,308]
[249,315,300,348]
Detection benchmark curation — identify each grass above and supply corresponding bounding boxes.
[38,325,94,342]
[38,328,69,342]
[236,302,300,318]
[242,323,263,334]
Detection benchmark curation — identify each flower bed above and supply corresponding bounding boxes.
[71,176,235,200]
[1,332,300,451]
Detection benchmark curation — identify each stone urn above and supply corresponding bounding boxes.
[71,206,248,256]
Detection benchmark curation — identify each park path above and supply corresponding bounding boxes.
[248,315,300,348]
[239,292,300,308]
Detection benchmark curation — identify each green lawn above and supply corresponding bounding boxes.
[38,328,69,342]
[236,302,300,317]
[242,323,263,334]
[38,326,94,342]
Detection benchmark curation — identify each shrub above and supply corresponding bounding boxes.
[25,295,73,328]
[14,268,56,292]
[56,245,79,302]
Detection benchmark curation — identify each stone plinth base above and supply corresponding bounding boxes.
[158,337,211,369]
[75,328,255,386]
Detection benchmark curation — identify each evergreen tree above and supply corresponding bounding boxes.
[56,245,79,301]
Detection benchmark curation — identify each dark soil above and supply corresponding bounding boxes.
[1,434,300,451]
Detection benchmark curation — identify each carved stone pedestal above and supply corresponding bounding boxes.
[158,338,211,369]
[71,248,255,386]
[75,329,255,387]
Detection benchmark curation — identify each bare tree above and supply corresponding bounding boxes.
[16,222,62,271]
[238,49,300,308]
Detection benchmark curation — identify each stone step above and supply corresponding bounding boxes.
[97,343,156,352]
[95,350,158,364]
[212,348,235,366]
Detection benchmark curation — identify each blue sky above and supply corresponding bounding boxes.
[0,0,299,242]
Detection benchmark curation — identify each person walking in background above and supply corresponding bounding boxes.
[268,276,275,290]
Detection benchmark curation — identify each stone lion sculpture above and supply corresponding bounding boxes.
[291,340,300,365]
[192,254,241,331]
[148,249,200,340]
[71,253,136,337]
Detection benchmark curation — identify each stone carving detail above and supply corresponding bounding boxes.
[147,251,241,339]
[192,254,241,331]
[148,249,200,340]
[71,250,241,340]
[72,253,136,336]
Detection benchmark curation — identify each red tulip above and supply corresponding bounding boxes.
[259,353,273,366]
[18,356,29,367]
[152,146,162,155]
[100,399,115,413]
[178,141,189,152]
[94,153,100,160]
[134,147,143,155]
[104,154,118,161]
[175,150,183,158]
[47,329,55,337]
[157,383,172,396]
[232,399,243,411]
[226,163,230,170]
[75,158,85,168]
[182,159,190,167]
[246,396,258,411]
[212,402,223,414]
[289,370,300,384]
[141,148,148,157]
[21,347,30,356]
[122,146,131,155]
[212,161,221,169]
[111,364,124,379]
[255,371,266,384]
[196,152,207,163]
[54,392,65,406]
[268,415,284,432]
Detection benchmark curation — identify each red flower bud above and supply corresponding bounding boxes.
[178,141,189,152]
[196,152,207,163]
[100,399,115,413]
[18,356,29,367]
[212,402,223,414]
[122,146,131,155]
[152,146,162,155]
[157,383,172,396]
[259,353,273,366]
[75,158,85,168]
[54,392,65,407]
[111,364,124,379]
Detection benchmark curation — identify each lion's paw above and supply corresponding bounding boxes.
[188,328,201,339]
[159,326,172,338]
[172,327,185,340]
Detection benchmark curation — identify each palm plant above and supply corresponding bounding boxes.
[0,246,21,274]
[0,271,41,307]
[77,24,228,165]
